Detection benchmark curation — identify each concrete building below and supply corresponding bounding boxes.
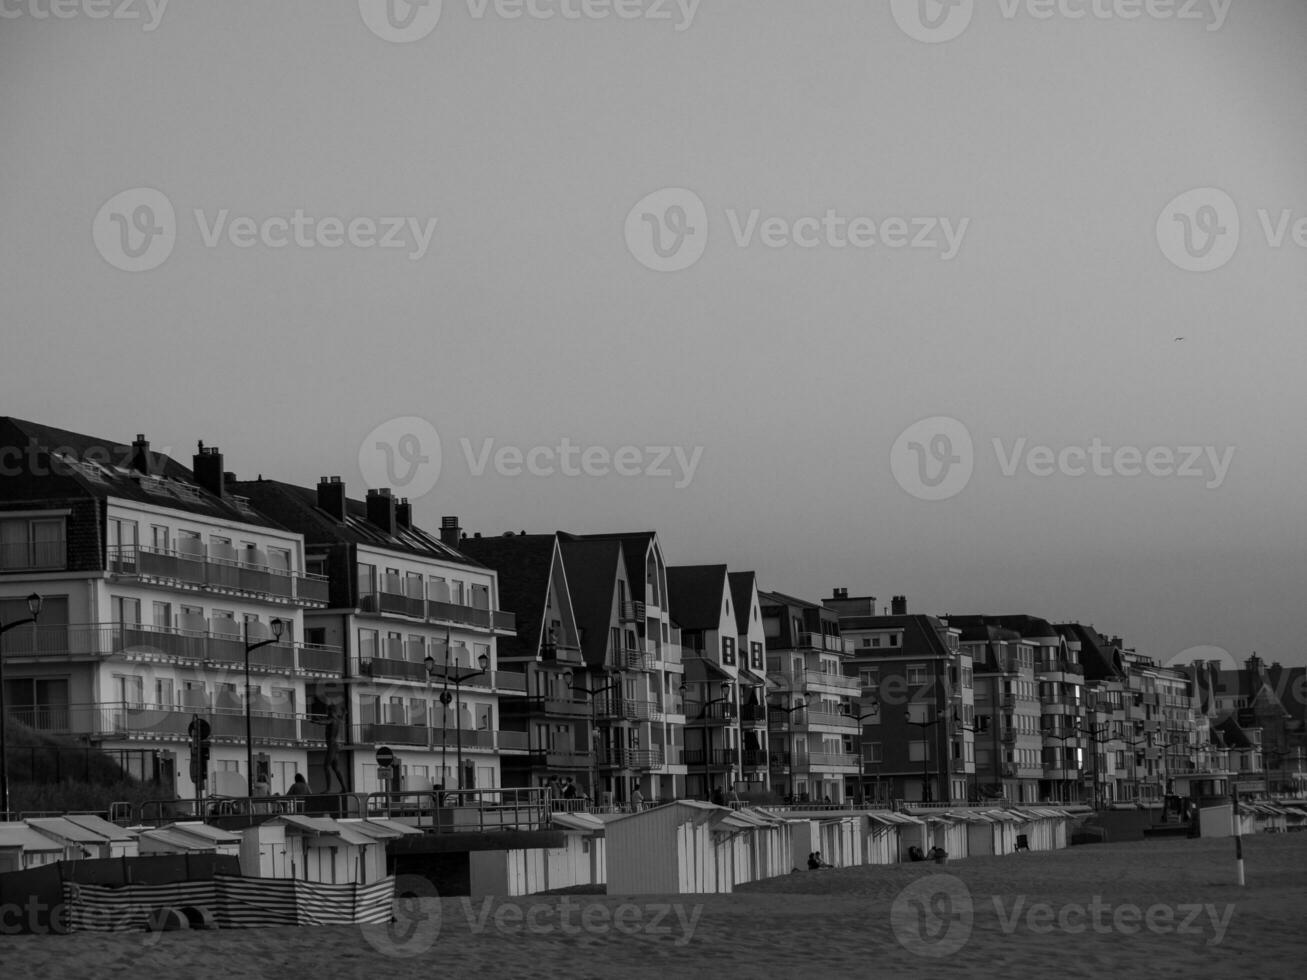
[0,419,338,804]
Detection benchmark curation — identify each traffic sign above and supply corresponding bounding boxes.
[188,717,211,740]
[375,746,394,768]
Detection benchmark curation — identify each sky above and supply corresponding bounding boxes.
[2,0,1305,667]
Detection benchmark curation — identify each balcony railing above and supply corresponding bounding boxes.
[594,698,661,722]
[616,648,650,671]
[794,633,853,655]
[501,695,592,718]
[682,701,734,723]
[738,704,768,724]
[769,668,862,694]
[354,658,519,692]
[353,593,515,634]
[599,748,665,769]
[108,545,328,606]
[807,751,860,769]
[741,749,769,769]
[682,749,735,768]
[0,623,342,677]
[355,723,497,750]
[12,702,325,745]
[618,601,646,622]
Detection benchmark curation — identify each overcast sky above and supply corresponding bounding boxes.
[3,0,1305,668]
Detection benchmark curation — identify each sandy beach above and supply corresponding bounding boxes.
[2,834,1304,980]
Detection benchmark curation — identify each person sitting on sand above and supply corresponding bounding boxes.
[807,852,821,870]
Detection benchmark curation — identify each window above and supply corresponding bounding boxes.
[864,741,883,763]
[908,740,930,762]
[721,636,736,666]
[358,563,377,599]
[155,677,174,705]
[268,548,291,574]
[0,516,66,570]
[112,596,141,627]
[449,580,464,605]
[150,525,169,551]
[872,637,881,648]
[358,628,379,659]
[906,664,927,686]
[750,642,763,670]
[890,634,900,647]
[152,601,171,628]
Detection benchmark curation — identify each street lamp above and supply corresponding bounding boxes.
[243,617,284,797]
[906,704,947,804]
[1039,726,1086,805]
[427,642,490,791]
[679,680,733,802]
[0,593,42,816]
[1073,721,1111,809]
[769,697,806,803]
[565,669,622,806]
[842,698,881,805]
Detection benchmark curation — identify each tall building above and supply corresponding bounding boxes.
[761,589,859,803]
[229,478,518,798]
[0,420,338,802]
[826,591,972,805]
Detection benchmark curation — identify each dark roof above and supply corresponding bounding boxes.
[945,614,1059,640]
[0,417,285,530]
[758,589,824,612]
[1055,623,1122,681]
[227,479,483,567]
[666,565,729,632]
[840,613,955,660]
[1265,665,1307,722]
[727,572,757,635]
[570,531,657,603]
[557,537,623,667]
[458,534,559,657]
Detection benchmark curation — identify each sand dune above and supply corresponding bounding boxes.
[3,835,1305,979]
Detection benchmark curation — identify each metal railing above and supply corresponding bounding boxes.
[0,622,343,677]
[108,545,328,605]
[769,668,862,694]
[12,702,328,744]
[367,787,550,833]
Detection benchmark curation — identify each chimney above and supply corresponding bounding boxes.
[395,498,412,530]
[440,516,461,548]
[192,443,225,498]
[130,434,152,474]
[366,488,397,534]
[831,587,848,600]
[317,476,347,522]
[891,595,907,616]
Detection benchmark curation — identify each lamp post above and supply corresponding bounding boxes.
[0,593,42,817]
[769,697,806,803]
[565,670,621,806]
[243,617,284,797]
[842,698,880,805]
[1039,725,1087,805]
[427,643,490,791]
[1073,721,1110,809]
[680,680,733,802]
[906,703,947,804]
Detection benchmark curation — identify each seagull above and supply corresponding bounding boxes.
[1174,337,1185,342]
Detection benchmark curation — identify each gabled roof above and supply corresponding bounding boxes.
[667,565,729,632]
[459,533,562,658]
[946,614,1059,641]
[558,537,624,667]
[569,531,659,604]
[62,814,138,842]
[228,478,483,568]
[727,572,757,635]
[0,822,66,852]
[1055,623,1121,681]
[0,417,285,530]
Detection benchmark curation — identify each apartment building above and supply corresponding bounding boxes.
[728,571,770,792]
[826,592,972,805]
[760,590,859,803]
[230,479,518,798]
[0,419,337,802]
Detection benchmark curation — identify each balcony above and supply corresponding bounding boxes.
[769,669,862,695]
[108,545,327,607]
[616,647,650,671]
[682,701,734,724]
[1037,659,1085,677]
[14,702,323,745]
[599,748,664,770]
[0,622,343,677]
[355,723,497,750]
[682,749,734,769]
[789,633,853,655]
[738,704,768,725]
[351,593,515,634]
[618,601,646,622]
[594,698,662,722]
[741,749,769,769]
[500,695,592,719]
[354,658,517,692]
[807,751,860,769]
[522,748,592,769]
